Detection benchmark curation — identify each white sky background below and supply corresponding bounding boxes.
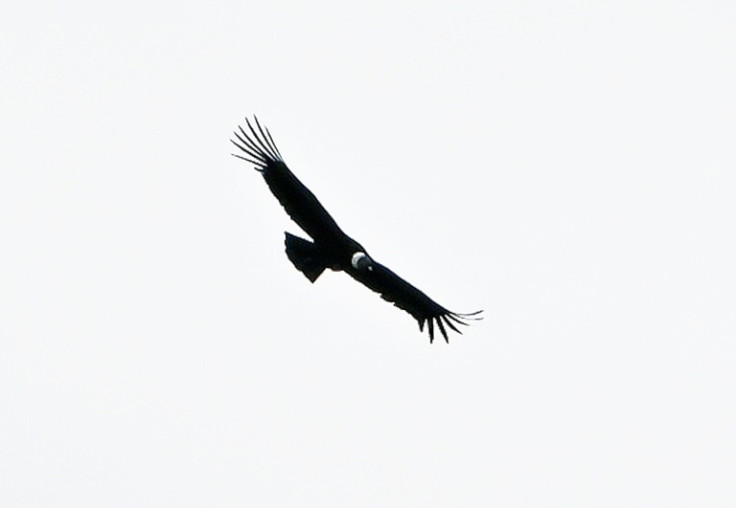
[1,0,735,506]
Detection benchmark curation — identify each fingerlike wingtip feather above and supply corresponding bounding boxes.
[441,315,462,335]
[436,318,449,343]
[231,116,284,171]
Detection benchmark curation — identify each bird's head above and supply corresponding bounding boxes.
[351,251,374,272]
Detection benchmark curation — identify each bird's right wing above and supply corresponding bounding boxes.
[231,117,345,242]
[350,261,483,343]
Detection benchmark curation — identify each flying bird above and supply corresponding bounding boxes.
[231,117,482,343]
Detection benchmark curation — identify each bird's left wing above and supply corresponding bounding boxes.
[349,262,482,343]
[231,117,345,242]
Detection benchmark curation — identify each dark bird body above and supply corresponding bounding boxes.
[231,117,482,342]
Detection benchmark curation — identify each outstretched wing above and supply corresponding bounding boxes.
[231,117,345,242]
[349,262,483,343]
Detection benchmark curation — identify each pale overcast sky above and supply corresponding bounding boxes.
[1,1,735,506]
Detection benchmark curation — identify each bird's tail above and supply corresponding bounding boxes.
[284,233,327,283]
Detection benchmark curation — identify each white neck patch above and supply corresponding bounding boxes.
[351,252,367,270]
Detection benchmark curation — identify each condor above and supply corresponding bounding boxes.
[231,117,482,343]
